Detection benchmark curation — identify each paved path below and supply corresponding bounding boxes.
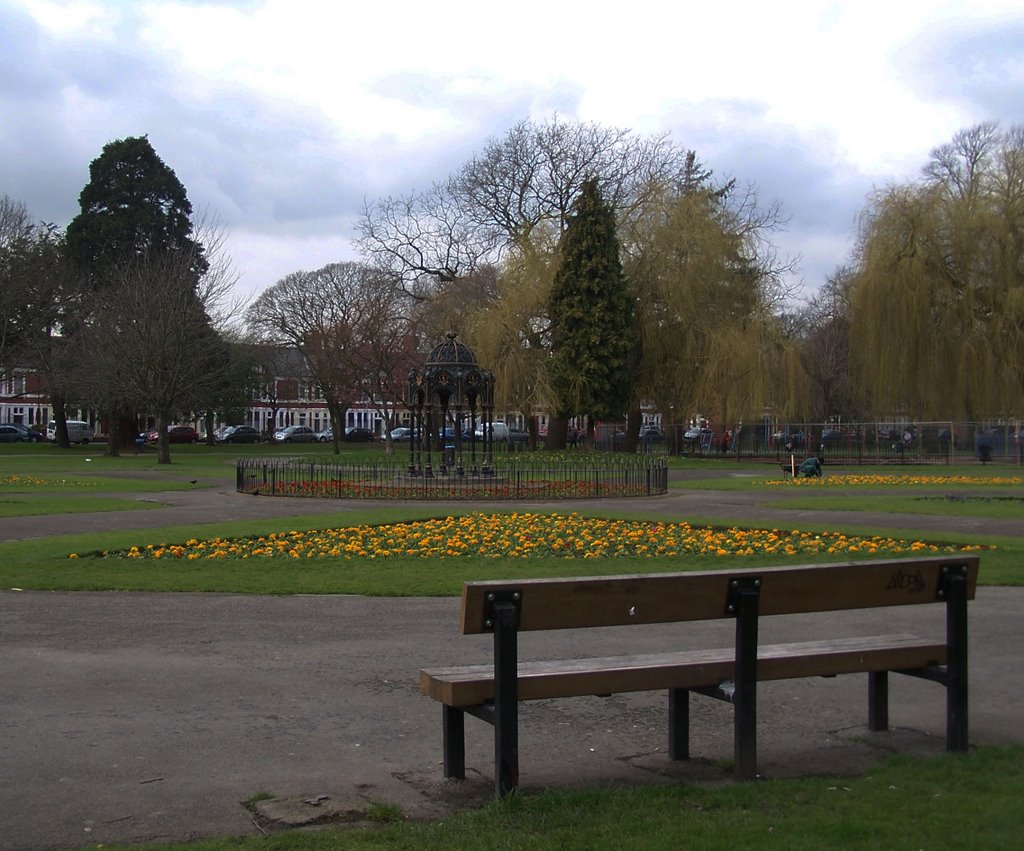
[1,468,1021,849]
[3,466,1023,541]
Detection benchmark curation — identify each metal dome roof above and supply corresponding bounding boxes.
[425,332,478,368]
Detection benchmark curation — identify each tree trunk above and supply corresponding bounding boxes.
[157,412,171,464]
[546,415,568,451]
[528,415,541,451]
[624,405,642,454]
[51,397,70,448]
[327,403,347,455]
[103,412,121,457]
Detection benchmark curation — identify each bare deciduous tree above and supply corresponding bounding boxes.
[0,197,84,443]
[0,196,36,370]
[73,224,237,463]
[357,184,493,301]
[357,117,698,301]
[791,267,860,422]
[246,262,411,452]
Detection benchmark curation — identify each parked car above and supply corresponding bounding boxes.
[683,425,704,442]
[387,427,418,443]
[321,427,376,443]
[147,425,199,444]
[343,427,376,443]
[682,426,713,445]
[214,425,262,444]
[0,423,45,442]
[273,425,316,443]
[773,429,805,449]
[475,422,511,441]
[469,423,528,445]
[820,428,843,446]
[46,419,95,444]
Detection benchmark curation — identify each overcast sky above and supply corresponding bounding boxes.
[3,0,1024,305]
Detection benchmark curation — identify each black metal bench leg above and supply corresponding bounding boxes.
[733,582,760,780]
[443,705,465,779]
[868,670,889,731]
[669,688,689,760]
[946,571,969,751]
[493,601,519,796]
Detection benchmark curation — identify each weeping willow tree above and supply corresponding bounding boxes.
[463,241,557,443]
[410,249,555,447]
[851,123,1024,420]
[623,176,803,435]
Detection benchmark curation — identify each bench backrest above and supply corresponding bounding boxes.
[459,555,979,634]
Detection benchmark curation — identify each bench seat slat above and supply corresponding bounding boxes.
[420,634,946,707]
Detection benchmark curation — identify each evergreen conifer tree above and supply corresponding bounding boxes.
[548,179,636,430]
[66,135,202,278]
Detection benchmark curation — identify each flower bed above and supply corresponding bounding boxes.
[75,511,982,562]
[766,474,1023,487]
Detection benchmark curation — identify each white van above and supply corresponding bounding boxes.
[475,422,510,440]
[47,420,95,444]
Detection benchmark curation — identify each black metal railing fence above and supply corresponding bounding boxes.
[236,457,669,500]
[597,420,1022,465]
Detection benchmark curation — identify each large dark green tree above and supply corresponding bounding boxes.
[548,178,636,445]
[64,136,223,459]
[66,136,202,278]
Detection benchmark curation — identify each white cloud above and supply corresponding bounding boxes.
[16,0,119,35]
[224,225,358,299]
[5,0,1024,297]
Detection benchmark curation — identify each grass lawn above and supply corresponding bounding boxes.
[1,448,1022,591]
[670,462,1024,491]
[102,745,1024,851]
[2,504,1019,591]
[0,492,169,517]
[2,447,1022,850]
[769,492,1024,519]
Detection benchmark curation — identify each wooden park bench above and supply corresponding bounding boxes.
[420,555,978,796]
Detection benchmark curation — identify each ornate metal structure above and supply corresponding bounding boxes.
[405,333,494,477]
